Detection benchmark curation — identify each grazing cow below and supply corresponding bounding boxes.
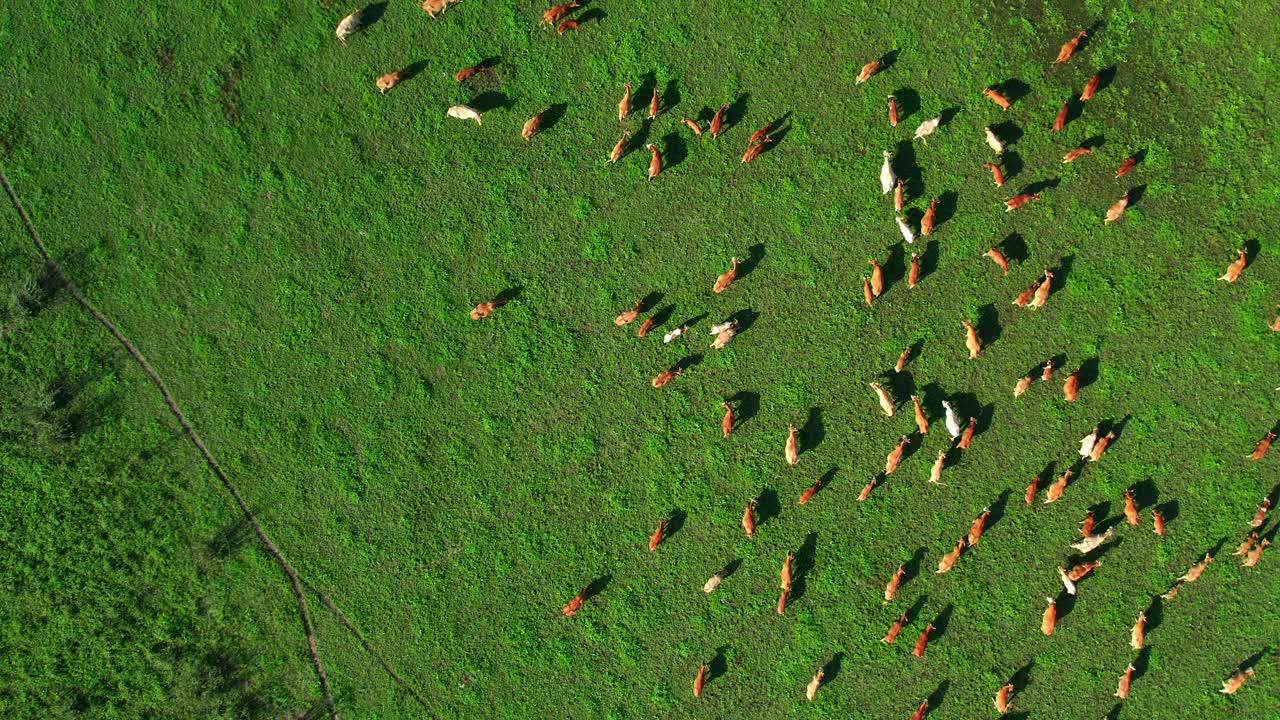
[1218,248,1247,282]
[608,131,630,163]
[1004,192,1040,212]
[470,301,496,320]
[897,216,916,244]
[912,395,930,435]
[1131,611,1146,650]
[542,1,581,25]
[1029,268,1054,308]
[1024,475,1039,504]
[1250,498,1272,527]
[522,112,545,141]
[648,518,667,551]
[895,346,912,373]
[1057,566,1076,595]
[936,539,963,574]
[798,476,822,505]
[1071,530,1112,554]
[856,58,883,84]
[1080,510,1096,537]
[1116,664,1135,699]
[1042,359,1055,381]
[556,18,578,33]
[909,253,921,289]
[871,382,895,416]
[1066,560,1100,581]
[648,87,660,119]
[637,317,655,338]
[994,683,1015,713]
[1080,73,1101,100]
[1242,538,1270,567]
[1254,431,1278,459]
[1177,552,1213,583]
[914,116,941,142]
[1105,193,1130,223]
[929,449,947,485]
[1053,30,1088,64]
[710,104,728,139]
[1221,667,1255,695]
[1089,431,1116,462]
[863,278,875,307]
[742,139,770,165]
[1013,281,1039,307]
[1153,508,1166,536]
[1041,597,1057,635]
[858,476,878,502]
[1053,100,1070,132]
[645,143,662,181]
[883,612,908,642]
[884,565,906,603]
[895,178,905,212]
[885,435,910,474]
[1063,146,1094,163]
[1014,374,1034,397]
[615,299,643,325]
[957,417,976,449]
[985,247,1010,274]
[912,622,935,656]
[1044,469,1073,503]
[786,423,799,465]
[455,63,483,82]
[967,507,991,546]
[888,95,899,127]
[447,104,483,124]
[561,584,590,616]
[943,401,962,439]
[1116,155,1138,178]
[962,320,982,358]
[618,82,632,121]
[869,259,885,296]
[721,402,736,438]
[777,588,789,615]
[1234,532,1258,557]
[422,0,461,18]
[1124,488,1140,526]
[693,663,707,697]
[742,498,756,537]
[922,198,939,236]
[806,668,823,701]
[335,10,366,46]
[880,151,897,194]
[985,127,1006,154]
[780,552,794,591]
[682,118,703,135]
[377,70,404,94]
[651,367,682,388]
[1063,369,1081,401]
[909,699,929,720]
[749,122,774,146]
[713,257,741,294]
[662,325,687,344]
[703,567,728,593]
[984,87,1012,110]
[710,320,737,350]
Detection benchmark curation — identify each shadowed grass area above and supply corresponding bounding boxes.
[2,0,1279,717]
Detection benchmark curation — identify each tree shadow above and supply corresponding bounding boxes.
[541,102,568,132]
[471,91,510,112]
[789,532,819,603]
[801,407,825,453]
[892,88,921,122]
[756,488,781,527]
[930,604,955,640]
[996,78,1032,103]
[902,546,928,586]
[977,303,1001,347]
[725,93,750,132]
[822,651,845,685]
[664,508,687,540]
[1001,233,1028,263]
[1002,151,1025,183]
[707,645,730,683]
[661,132,688,169]
[738,243,766,280]
[927,679,950,710]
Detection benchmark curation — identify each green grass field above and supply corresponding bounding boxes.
[3,0,1280,717]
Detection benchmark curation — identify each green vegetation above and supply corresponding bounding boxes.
[3,0,1279,717]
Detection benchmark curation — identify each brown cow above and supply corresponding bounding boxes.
[984,87,1012,110]
[1053,30,1088,64]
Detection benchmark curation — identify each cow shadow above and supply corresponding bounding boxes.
[725,93,750,132]
[664,508,687,540]
[931,604,955,640]
[541,102,568,132]
[738,243,766,280]
[893,139,924,198]
[755,488,781,527]
[1003,151,1025,183]
[996,78,1032,103]
[801,407,825,452]
[661,78,681,112]
[920,239,941,280]
[977,303,1002,348]
[822,651,845,685]
[661,132,688,169]
[892,87,921,123]
[936,190,958,226]
[990,121,1024,148]
[707,645,730,683]
[790,532,819,602]
[902,546,928,586]
[729,390,760,426]
[1001,233,1028,263]
[471,91,510,112]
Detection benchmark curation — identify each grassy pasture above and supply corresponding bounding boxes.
[2,0,1279,717]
